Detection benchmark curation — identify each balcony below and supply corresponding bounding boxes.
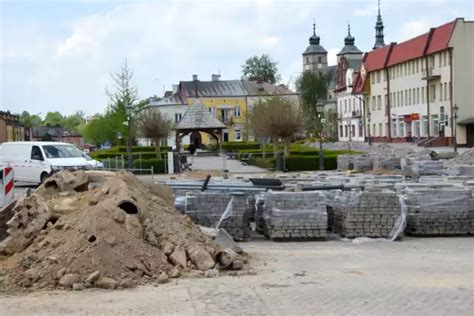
[352,110,362,118]
[422,67,441,81]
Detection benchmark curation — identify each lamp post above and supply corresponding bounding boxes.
[125,102,133,169]
[367,111,372,146]
[316,102,324,171]
[453,104,459,152]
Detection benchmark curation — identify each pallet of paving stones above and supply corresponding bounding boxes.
[333,190,402,238]
[183,192,252,241]
[261,191,328,241]
[403,188,474,236]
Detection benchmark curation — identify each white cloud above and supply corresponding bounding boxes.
[327,48,339,66]
[354,4,378,17]
[398,19,432,41]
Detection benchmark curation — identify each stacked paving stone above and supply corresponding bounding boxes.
[333,190,402,238]
[184,192,252,241]
[404,188,474,235]
[337,155,373,172]
[261,191,328,240]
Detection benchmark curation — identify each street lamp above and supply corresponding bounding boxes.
[316,102,325,171]
[367,111,372,146]
[453,104,459,152]
[125,103,133,169]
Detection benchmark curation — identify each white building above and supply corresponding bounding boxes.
[353,18,473,147]
[335,25,365,142]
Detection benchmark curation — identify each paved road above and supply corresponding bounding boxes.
[187,154,266,173]
[1,237,472,315]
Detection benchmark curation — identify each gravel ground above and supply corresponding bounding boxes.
[1,237,473,315]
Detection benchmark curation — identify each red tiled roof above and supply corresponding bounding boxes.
[426,21,456,55]
[387,20,455,66]
[365,45,392,71]
[387,33,428,66]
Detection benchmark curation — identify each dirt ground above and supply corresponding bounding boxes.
[1,236,473,315]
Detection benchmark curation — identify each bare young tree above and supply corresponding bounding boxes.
[248,96,303,157]
[136,108,173,158]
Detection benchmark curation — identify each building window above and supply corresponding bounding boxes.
[318,56,322,63]
[438,53,442,67]
[401,91,404,106]
[405,90,408,106]
[421,87,425,103]
[344,125,348,137]
[174,113,183,123]
[358,122,363,138]
[373,124,376,137]
[384,94,388,114]
[377,95,382,110]
[397,92,400,107]
[417,88,420,104]
[408,90,411,105]
[416,59,419,73]
[439,83,443,101]
[379,123,383,137]
[430,84,436,101]
[339,125,343,137]
[234,106,241,117]
[448,82,451,100]
[235,129,242,141]
[376,71,381,83]
[372,96,376,110]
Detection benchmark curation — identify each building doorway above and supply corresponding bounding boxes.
[223,131,229,142]
[466,124,474,147]
[190,131,202,148]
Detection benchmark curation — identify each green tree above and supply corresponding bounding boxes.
[19,111,42,140]
[136,108,173,158]
[83,60,140,146]
[44,111,64,126]
[295,71,330,135]
[63,111,86,132]
[248,96,303,157]
[242,54,281,84]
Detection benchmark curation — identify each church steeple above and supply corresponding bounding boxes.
[373,0,386,50]
[344,24,355,46]
[309,22,321,45]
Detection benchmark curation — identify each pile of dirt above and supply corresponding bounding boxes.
[0,171,247,292]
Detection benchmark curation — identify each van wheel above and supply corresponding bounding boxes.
[40,172,49,184]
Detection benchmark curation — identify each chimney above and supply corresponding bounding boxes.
[192,74,198,81]
[211,74,221,81]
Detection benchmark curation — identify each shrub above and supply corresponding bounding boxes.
[92,151,166,160]
[283,154,338,171]
[132,158,166,173]
[249,157,276,169]
[222,142,260,151]
[116,146,170,153]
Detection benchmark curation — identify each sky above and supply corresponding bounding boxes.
[1,0,473,117]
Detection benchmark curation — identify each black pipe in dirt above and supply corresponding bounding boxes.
[201,175,211,191]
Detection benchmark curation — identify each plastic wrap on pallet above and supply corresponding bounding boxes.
[261,191,328,240]
[402,187,474,235]
[183,192,251,241]
[333,190,402,238]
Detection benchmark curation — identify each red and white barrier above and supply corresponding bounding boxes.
[1,166,14,207]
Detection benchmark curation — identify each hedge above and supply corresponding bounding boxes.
[222,142,260,151]
[92,151,166,160]
[249,157,276,169]
[284,155,338,171]
[132,158,166,173]
[115,146,171,153]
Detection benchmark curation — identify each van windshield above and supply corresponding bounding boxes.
[42,145,84,159]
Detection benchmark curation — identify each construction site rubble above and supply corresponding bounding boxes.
[0,171,248,292]
[164,172,474,242]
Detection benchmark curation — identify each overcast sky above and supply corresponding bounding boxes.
[1,0,473,117]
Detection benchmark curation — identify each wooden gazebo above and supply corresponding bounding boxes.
[175,99,226,152]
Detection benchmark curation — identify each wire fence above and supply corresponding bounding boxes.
[102,153,161,179]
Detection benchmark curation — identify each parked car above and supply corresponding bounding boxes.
[0,141,90,184]
[82,152,104,169]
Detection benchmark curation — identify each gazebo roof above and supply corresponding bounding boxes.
[175,99,226,130]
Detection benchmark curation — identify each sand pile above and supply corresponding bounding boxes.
[0,171,246,292]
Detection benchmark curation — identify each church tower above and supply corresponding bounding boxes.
[373,0,386,50]
[302,22,328,77]
[337,24,363,63]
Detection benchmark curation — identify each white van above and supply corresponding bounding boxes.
[0,141,90,184]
